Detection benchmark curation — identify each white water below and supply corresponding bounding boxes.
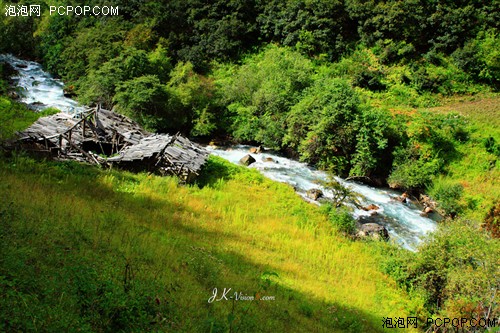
[208,145,437,251]
[1,54,437,250]
[0,54,85,114]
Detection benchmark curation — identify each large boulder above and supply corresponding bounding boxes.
[239,154,256,166]
[306,188,323,201]
[356,223,389,240]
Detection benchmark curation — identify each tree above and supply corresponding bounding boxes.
[285,77,362,175]
[216,45,314,148]
[113,75,173,132]
[257,0,356,60]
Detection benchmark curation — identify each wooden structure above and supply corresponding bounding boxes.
[15,107,209,182]
[105,134,209,182]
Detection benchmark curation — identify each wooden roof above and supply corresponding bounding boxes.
[15,107,209,181]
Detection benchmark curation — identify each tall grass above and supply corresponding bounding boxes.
[0,154,420,332]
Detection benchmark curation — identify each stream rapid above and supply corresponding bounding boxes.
[0,54,85,114]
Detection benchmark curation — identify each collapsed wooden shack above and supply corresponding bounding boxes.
[15,107,209,182]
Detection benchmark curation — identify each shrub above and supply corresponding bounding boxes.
[384,220,500,326]
[113,75,176,132]
[388,145,442,190]
[454,29,500,89]
[215,45,314,148]
[285,77,362,174]
[321,204,356,235]
[484,136,500,157]
[428,178,464,217]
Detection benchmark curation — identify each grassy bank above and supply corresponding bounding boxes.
[0,152,421,332]
[427,95,500,221]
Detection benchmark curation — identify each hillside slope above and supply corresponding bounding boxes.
[0,153,420,332]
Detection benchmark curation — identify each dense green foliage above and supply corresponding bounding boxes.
[383,220,499,329]
[1,0,497,178]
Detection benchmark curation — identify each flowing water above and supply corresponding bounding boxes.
[1,54,437,250]
[208,146,437,251]
[0,54,85,114]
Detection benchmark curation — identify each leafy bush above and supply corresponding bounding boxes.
[388,112,468,190]
[319,176,359,208]
[384,220,500,324]
[321,204,356,235]
[215,45,314,148]
[410,55,473,95]
[454,29,500,89]
[113,75,173,131]
[78,47,154,108]
[331,48,387,91]
[285,77,361,174]
[388,150,441,190]
[484,136,500,157]
[429,178,464,217]
[167,61,219,137]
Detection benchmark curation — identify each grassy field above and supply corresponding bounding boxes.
[0,95,423,332]
[0,153,423,332]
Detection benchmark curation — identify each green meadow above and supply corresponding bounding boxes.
[0,151,421,332]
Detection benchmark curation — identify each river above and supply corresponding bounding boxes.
[0,54,85,114]
[1,54,437,251]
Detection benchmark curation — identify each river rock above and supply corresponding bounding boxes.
[7,91,19,99]
[363,204,379,211]
[239,154,256,166]
[263,157,275,163]
[420,206,434,217]
[249,146,265,154]
[356,223,389,240]
[419,194,437,209]
[306,188,323,201]
[63,90,76,98]
[358,213,386,224]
